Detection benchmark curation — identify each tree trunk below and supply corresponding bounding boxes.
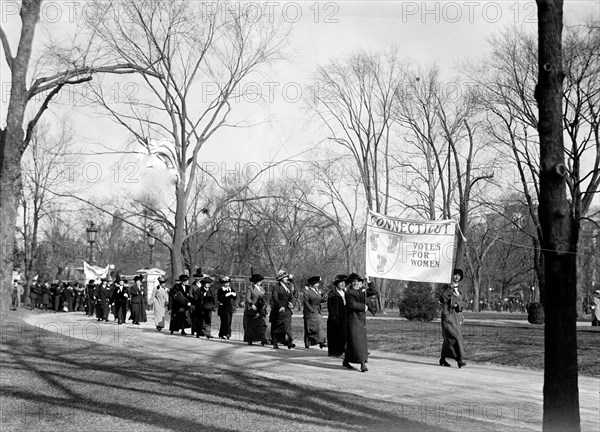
[170,182,187,280]
[536,1,580,430]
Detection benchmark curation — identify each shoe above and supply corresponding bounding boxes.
[319,343,326,349]
[288,343,296,349]
[360,363,369,373]
[181,330,187,336]
[305,344,310,349]
[261,340,268,346]
[220,336,226,340]
[196,334,200,338]
[273,343,279,349]
[226,336,230,340]
[457,360,467,368]
[247,342,253,345]
[342,360,354,370]
[439,359,451,367]
[206,335,212,340]
[170,330,174,335]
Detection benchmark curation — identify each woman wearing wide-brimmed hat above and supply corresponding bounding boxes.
[192,276,216,339]
[169,274,192,335]
[439,268,468,368]
[243,274,269,345]
[128,275,145,325]
[217,276,237,339]
[327,274,348,357]
[343,273,378,372]
[270,270,296,349]
[153,276,169,331]
[302,276,327,349]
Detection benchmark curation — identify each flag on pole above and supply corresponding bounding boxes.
[365,209,456,283]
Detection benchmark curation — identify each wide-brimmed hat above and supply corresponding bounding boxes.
[346,273,363,284]
[452,268,464,281]
[220,276,231,283]
[250,274,264,283]
[157,276,166,283]
[100,277,108,282]
[133,275,143,282]
[88,279,96,284]
[201,276,213,285]
[307,276,322,285]
[333,274,347,285]
[275,270,289,281]
[178,274,189,282]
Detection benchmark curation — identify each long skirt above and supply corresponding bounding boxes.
[154,303,166,328]
[218,311,233,338]
[327,317,346,356]
[304,314,325,346]
[192,310,212,337]
[344,312,368,364]
[243,312,267,342]
[169,309,191,332]
[115,301,128,324]
[270,310,293,345]
[440,313,465,360]
[96,302,110,321]
[130,302,143,324]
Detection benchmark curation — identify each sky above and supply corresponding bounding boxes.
[1,0,599,204]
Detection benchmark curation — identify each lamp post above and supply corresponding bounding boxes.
[147,226,155,268]
[531,286,536,303]
[86,221,98,265]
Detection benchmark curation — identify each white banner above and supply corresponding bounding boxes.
[365,210,456,283]
[83,261,109,282]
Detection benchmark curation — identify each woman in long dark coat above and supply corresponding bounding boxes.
[270,271,296,349]
[169,275,192,335]
[303,276,326,349]
[111,278,130,324]
[343,273,378,372]
[439,268,468,368]
[327,274,347,357]
[217,276,237,339]
[129,275,144,325]
[243,274,269,345]
[192,277,216,339]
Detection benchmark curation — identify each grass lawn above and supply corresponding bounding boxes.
[228,313,599,377]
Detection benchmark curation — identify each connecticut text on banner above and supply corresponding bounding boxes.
[365,210,456,283]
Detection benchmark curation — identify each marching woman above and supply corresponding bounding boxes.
[217,276,237,339]
[270,271,296,349]
[111,277,130,324]
[192,277,216,339]
[343,273,378,372]
[129,275,145,325]
[94,278,112,322]
[303,276,327,349]
[327,274,347,357]
[153,276,169,331]
[169,275,192,336]
[243,274,269,345]
[439,268,468,368]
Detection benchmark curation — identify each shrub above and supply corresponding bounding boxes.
[398,281,439,321]
[527,302,545,324]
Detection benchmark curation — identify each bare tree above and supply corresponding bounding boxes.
[85,0,288,279]
[0,0,155,316]
[536,0,580,430]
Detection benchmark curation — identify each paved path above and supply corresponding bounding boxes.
[23,311,599,432]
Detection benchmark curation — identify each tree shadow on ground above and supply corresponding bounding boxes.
[1,319,450,432]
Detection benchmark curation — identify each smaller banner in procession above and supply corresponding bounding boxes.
[365,210,456,284]
[83,261,110,283]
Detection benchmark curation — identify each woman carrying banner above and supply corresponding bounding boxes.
[327,274,347,357]
[439,268,468,368]
[343,273,378,372]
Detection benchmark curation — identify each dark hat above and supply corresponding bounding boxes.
[178,274,189,282]
[333,274,347,285]
[220,276,231,283]
[100,277,108,282]
[88,279,96,284]
[346,273,363,284]
[453,268,464,281]
[120,278,128,283]
[201,276,213,284]
[134,275,143,282]
[250,274,264,283]
[307,276,322,285]
[157,276,166,283]
[275,270,289,281]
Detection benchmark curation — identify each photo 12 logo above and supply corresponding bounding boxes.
[399,1,537,24]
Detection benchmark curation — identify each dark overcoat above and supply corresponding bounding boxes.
[302,287,326,346]
[439,285,467,360]
[344,283,377,364]
[327,288,347,356]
